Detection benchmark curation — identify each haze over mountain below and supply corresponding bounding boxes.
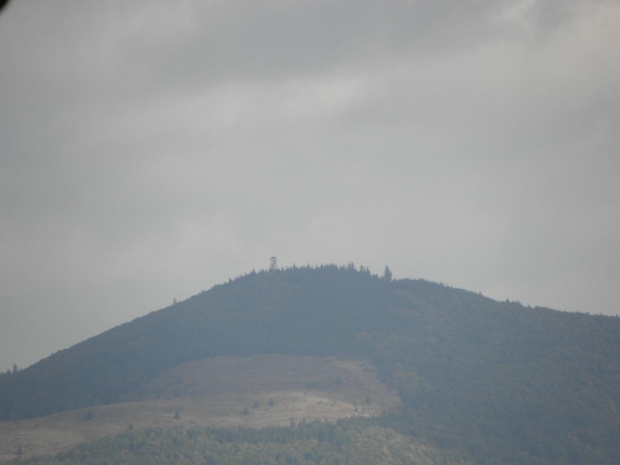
[2,265,619,465]
[2,0,620,375]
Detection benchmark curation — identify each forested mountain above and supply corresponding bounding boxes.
[2,265,619,465]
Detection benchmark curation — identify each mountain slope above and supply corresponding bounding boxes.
[0,266,397,418]
[0,354,402,462]
[1,265,619,464]
[12,420,477,465]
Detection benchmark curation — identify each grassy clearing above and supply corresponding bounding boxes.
[0,355,401,463]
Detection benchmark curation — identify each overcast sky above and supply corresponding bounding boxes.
[1,0,619,371]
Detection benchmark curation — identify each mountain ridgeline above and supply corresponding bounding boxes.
[2,265,619,465]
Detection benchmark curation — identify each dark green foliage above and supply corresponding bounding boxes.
[2,265,620,464]
[363,280,620,465]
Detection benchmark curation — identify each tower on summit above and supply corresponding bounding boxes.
[269,256,278,271]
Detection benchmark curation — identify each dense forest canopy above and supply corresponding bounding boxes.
[2,264,619,465]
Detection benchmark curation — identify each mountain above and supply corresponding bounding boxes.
[1,264,619,465]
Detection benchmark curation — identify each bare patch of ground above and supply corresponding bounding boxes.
[0,355,401,463]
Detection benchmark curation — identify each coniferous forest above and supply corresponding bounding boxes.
[1,265,619,465]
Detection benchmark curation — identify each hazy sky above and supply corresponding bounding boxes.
[1,0,619,371]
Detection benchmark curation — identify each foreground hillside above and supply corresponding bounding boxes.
[0,355,401,462]
[11,420,476,465]
[1,265,619,464]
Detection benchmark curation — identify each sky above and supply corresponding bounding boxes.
[1,0,619,371]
